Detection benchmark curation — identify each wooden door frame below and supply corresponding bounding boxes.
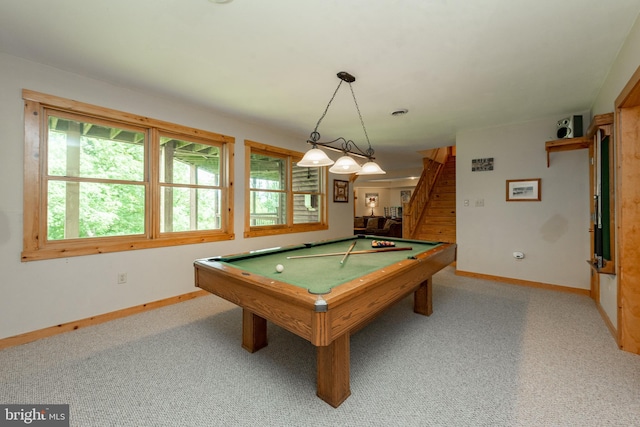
[614,65,640,354]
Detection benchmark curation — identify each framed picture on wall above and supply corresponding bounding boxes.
[401,190,412,203]
[506,178,541,201]
[364,193,379,206]
[472,157,494,171]
[364,192,379,216]
[333,179,349,203]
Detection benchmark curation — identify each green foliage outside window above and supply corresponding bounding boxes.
[46,116,223,240]
[47,121,146,240]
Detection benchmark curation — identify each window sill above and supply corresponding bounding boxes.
[244,224,327,238]
[21,232,234,262]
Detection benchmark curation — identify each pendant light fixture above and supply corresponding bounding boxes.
[329,154,361,174]
[297,72,385,175]
[297,147,335,167]
[357,160,387,175]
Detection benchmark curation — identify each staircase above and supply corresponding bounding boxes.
[411,156,456,243]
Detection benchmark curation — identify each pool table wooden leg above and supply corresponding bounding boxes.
[413,277,433,316]
[241,309,268,353]
[316,333,351,408]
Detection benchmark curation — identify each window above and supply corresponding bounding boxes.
[244,140,327,237]
[159,133,224,233]
[22,90,234,261]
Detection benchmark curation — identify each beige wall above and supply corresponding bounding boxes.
[3,11,640,340]
[456,114,592,289]
[0,53,352,340]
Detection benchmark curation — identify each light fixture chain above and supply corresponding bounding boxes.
[312,80,344,134]
[348,83,373,155]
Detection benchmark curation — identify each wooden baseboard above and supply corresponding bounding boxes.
[0,271,593,350]
[0,290,210,350]
[595,302,619,346]
[458,269,621,348]
[455,270,590,296]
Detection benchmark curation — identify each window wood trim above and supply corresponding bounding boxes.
[244,140,328,238]
[22,89,235,261]
[22,90,235,144]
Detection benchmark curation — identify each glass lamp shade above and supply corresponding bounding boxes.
[297,148,334,167]
[329,155,362,174]
[356,160,386,175]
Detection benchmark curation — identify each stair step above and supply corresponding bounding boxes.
[423,216,456,224]
[426,208,456,216]
[428,200,455,208]
[431,192,455,201]
[437,181,456,187]
[437,178,456,191]
[431,190,456,200]
[416,233,456,243]
[418,228,456,236]
[406,150,457,243]
[420,224,456,233]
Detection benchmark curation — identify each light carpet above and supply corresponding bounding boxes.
[1,266,639,426]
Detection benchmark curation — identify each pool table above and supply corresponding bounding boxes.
[194,235,456,407]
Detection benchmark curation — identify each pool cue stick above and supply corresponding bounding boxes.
[340,241,357,264]
[286,247,412,259]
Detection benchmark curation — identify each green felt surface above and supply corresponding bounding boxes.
[216,236,441,294]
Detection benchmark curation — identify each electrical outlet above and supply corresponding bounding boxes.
[117,272,127,284]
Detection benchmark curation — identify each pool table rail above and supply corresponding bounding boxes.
[193,239,456,408]
[320,243,456,342]
[194,242,455,347]
[194,259,319,342]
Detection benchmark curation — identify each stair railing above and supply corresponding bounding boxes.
[403,147,449,238]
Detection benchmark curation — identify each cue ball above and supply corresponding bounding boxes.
[276,264,284,273]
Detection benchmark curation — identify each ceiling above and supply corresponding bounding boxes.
[2,0,640,173]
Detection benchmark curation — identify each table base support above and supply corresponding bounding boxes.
[413,277,433,316]
[316,333,351,407]
[242,309,268,353]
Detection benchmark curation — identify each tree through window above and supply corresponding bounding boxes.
[22,90,234,261]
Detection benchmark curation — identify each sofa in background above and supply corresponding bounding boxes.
[353,216,403,238]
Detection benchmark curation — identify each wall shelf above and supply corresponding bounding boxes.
[545,136,591,167]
